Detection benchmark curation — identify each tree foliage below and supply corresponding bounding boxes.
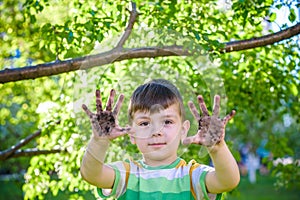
[0,0,299,199]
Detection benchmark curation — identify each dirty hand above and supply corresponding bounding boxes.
[183,95,235,147]
[82,89,130,140]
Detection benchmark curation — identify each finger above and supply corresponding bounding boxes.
[188,101,201,121]
[182,135,201,145]
[112,94,125,117]
[116,126,131,134]
[111,126,131,138]
[197,95,209,116]
[82,104,93,118]
[106,89,115,111]
[212,95,220,117]
[96,90,103,114]
[223,110,236,125]
[116,130,128,138]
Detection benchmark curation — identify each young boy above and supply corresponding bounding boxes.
[80,79,240,200]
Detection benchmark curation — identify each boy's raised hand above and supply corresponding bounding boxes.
[82,89,130,140]
[183,95,235,147]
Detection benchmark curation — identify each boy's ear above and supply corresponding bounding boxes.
[181,120,190,142]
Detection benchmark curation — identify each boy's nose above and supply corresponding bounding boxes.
[151,124,164,137]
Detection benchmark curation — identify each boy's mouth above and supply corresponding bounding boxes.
[148,142,167,147]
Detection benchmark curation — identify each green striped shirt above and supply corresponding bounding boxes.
[97,157,221,200]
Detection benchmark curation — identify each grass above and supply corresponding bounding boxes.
[226,174,300,200]
[0,174,299,199]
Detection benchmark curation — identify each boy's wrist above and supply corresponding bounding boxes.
[206,140,226,154]
[85,137,110,163]
[90,135,110,143]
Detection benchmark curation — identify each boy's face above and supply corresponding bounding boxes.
[130,104,190,166]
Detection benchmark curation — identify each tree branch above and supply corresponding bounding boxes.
[116,2,139,48]
[0,130,41,160]
[4,148,65,159]
[0,22,299,84]
[221,22,300,52]
[0,46,190,83]
[0,120,61,160]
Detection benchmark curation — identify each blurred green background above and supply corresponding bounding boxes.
[1,0,299,199]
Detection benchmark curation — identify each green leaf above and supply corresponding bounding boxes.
[290,83,298,96]
[269,12,276,22]
[117,4,122,12]
[288,8,296,22]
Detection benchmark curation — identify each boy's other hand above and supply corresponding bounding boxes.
[82,89,131,140]
[183,95,235,147]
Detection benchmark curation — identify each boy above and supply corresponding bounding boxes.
[80,79,240,199]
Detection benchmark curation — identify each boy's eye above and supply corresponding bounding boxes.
[138,121,150,126]
[164,120,173,125]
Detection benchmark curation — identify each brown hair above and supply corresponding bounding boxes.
[128,79,185,122]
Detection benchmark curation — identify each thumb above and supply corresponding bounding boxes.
[182,135,197,145]
[115,125,131,135]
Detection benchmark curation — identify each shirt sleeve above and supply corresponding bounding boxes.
[191,164,221,200]
[97,161,128,199]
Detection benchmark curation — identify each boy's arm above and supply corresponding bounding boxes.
[80,137,115,189]
[183,95,240,193]
[80,89,129,189]
[206,140,240,193]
